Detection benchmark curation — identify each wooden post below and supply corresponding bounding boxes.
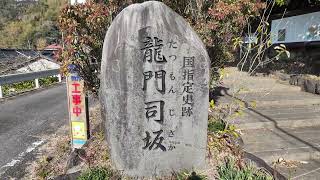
[66,65,89,149]
[35,78,40,89]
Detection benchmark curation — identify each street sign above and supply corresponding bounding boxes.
[66,65,89,149]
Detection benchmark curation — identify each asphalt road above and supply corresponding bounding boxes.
[0,84,68,178]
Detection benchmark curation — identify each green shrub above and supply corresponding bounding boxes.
[77,167,120,180]
[175,170,207,180]
[39,76,59,87]
[35,156,51,179]
[2,76,59,97]
[218,158,273,180]
[59,1,267,95]
[2,80,35,96]
[208,119,226,133]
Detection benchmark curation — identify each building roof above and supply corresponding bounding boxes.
[271,8,320,20]
[0,49,60,75]
[44,44,62,51]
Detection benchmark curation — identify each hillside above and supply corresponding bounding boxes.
[0,0,67,49]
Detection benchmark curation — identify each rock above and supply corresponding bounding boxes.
[297,76,305,86]
[273,71,290,81]
[302,78,317,93]
[65,149,86,172]
[289,75,297,85]
[315,80,320,94]
[289,74,303,86]
[52,171,81,180]
[100,1,210,177]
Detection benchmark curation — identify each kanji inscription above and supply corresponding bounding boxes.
[67,65,88,148]
[100,1,210,177]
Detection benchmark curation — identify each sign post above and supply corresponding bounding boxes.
[67,65,89,149]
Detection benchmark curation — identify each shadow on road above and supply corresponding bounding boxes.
[211,85,320,180]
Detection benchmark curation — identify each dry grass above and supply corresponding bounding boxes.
[24,104,106,179]
[304,74,320,80]
[24,102,248,180]
[272,158,308,168]
[24,126,71,179]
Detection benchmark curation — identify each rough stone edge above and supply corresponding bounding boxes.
[244,151,287,180]
[271,71,320,95]
[111,1,208,58]
[99,1,210,177]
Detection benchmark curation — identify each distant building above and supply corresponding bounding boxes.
[271,11,320,45]
[0,48,60,75]
[44,44,62,60]
[16,58,60,73]
[270,10,320,74]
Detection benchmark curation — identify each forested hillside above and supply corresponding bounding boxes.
[0,0,67,49]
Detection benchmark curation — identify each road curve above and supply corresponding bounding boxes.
[0,84,68,178]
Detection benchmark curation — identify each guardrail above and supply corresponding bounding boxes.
[0,69,61,98]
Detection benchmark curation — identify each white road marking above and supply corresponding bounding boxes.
[1,159,20,168]
[25,141,44,154]
[292,166,320,179]
[0,140,44,176]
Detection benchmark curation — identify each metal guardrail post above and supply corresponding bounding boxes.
[0,69,60,98]
[0,85,2,98]
[35,78,40,89]
[57,74,62,82]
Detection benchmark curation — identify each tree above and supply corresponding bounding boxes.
[0,0,26,29]
[0,0,67,49]
[59,0,267,95]
[59,1,111,95]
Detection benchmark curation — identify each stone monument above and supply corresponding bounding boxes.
[100,1,210,177]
